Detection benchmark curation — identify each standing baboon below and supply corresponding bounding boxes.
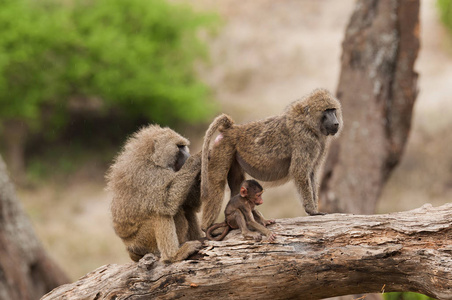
[201,88,342,231]
[206,179,276,242]
[106,125,203,262]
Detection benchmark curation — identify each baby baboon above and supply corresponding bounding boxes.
[206,179,276,242]
[106,125,203,263]
[201,88,342,231]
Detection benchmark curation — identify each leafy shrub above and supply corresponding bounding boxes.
[383,292,435,300]
[0,0,216,130]
[68,0,217,125]
[438,0,452,31]
[0,0,217,177]
[0,0,73,130]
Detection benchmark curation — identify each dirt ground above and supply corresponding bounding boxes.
[18,0,452,281]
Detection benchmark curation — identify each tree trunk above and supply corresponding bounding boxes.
[0,155,70,300]
[2,119,28,184]
[42,203,451,300]
[320,0,420,214]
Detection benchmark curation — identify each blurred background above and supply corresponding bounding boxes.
[0,0,451,298]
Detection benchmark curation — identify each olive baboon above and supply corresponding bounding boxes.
[206,179,276,242]
[106,125,203,262]
[201,88,342,231]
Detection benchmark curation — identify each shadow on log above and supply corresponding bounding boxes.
[43,203,451,300]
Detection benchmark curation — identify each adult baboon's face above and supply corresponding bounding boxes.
[174,145,190,171]
[320,108,340,136]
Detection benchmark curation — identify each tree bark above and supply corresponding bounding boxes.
[2,119,28,184]
[43,203,451,300]
[0,155,70,300]
[320,0,420,214]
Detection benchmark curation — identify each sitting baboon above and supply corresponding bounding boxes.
[201,88,342,231]
[106,125,203,262]
[206,179,276,242]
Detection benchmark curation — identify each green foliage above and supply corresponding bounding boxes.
[438,0,452,31]
[68,0,217,125]
[0,0,216,132]
[383,292,435,300]
[0,0,73,129]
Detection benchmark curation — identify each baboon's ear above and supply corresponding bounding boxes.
[289,101,308,117]
[240,186,248,197]
[152,139,177,169]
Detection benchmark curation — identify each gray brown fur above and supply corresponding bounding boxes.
[106,125,202,262]
[201,88,343,231]
[200,114,234,198]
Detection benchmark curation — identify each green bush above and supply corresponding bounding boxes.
[0,0,73,130]
[438,0,452,31]
[68,0,217,125]
[383,292,435,300]
[0,0,217,178]
[0,0,216,130]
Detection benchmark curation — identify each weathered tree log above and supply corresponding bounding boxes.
[43,203,451,300]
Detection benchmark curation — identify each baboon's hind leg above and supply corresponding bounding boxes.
[201,140,236,231]
[228,158,245,197]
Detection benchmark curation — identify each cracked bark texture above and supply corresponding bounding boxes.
[0,155,70,300]
[320,0,420,214]
[42,203,451,300]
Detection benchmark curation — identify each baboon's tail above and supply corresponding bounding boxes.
[206,222,230,241]
[201,114,234,200]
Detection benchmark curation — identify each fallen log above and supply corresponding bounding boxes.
[42,203,452,300]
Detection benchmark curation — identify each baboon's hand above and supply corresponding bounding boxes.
[167,240,203,263]
[184,240,203,255]
[266,232,276,243]
[191,152,202,166]
[191,151,202,161]
[190,151,202,164]
[184,152,202,170]
[264,219,276,226]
